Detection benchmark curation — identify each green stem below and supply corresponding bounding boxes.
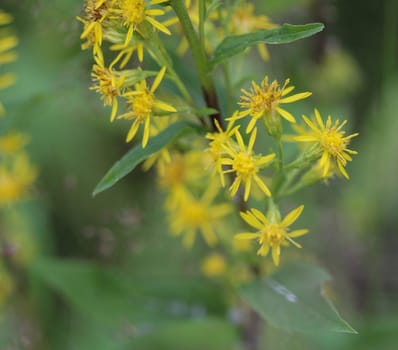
[170,0,224,130]
[270,136,285,198]
[145,37,193,103]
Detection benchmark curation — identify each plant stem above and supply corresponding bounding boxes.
[170,0,224,131]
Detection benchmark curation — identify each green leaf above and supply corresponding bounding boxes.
[30,259,137,323]
[239,261,357,334]
[206,0,222,19]
[209,23,324,69]
[130,319,239,350]
[93,121,196,196]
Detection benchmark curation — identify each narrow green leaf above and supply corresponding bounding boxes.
[209,23,324,69]
[239,261,357,334]
[93,121,196,196]
[206,0,222,19]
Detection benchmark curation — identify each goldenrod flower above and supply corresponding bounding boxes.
[205,117,240,186]
[77,0,114,51]
[229,4,276,60]
[90,51,125,121]
[0,132,29,154]
[0,153,37,206]
[294,109,359,179]
[112,0,172,47]
[220,128,275,201]
[229,77,312,133]
[201,253,226,277]
[117,66,176,147]
[158,150,210,209]
[169,183,232,248]
[111,41,145,67]
[236,205,308,266]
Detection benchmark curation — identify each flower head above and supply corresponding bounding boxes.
[112,0,171,46]
[77,0,114,51]
[229,77,312,134]
[201,253,226,277]
[220,128,275,201]
[294,109,359,179]
[169,183,232,248]
[229,4,276,60]
[205,117,240,186]
[236,205,308,266]
[117,66,176,147]
[90,52,125,121]
[0,153,37,206]
[0,132,29,154]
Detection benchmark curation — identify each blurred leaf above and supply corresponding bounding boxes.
[93,121,198,196]
[239,261,357,334]
[130,318,238,350]
[209,23,324,69]
[30,258,226,324]
[206,0,223,19]
[30,258,137,323]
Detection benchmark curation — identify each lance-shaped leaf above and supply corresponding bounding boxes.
[93,121,197,196]
[239,261,357,334]
[209,23,324,69]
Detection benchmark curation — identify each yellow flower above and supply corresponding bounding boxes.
[90,51,125,121]
[117,66,176,147]
[294,109,359,179]
[0,132,29,154]
[169,183,232,248]
[77,0,114,51]
[158,150,210,210]
[205,117,240,186]
[112,0,172,47]
[229,4,276,60]
[220,127,275,201]
[236,205,309,266]
[0,10,13,25]
[0,153,37,206]
[201,253,226,277]
[229,77,312,134]
[110,41,145,67]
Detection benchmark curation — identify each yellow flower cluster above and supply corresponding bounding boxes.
[78,0,177,147]
[78,2,359,269]
[156,148,232,248]
[0,10,38,308]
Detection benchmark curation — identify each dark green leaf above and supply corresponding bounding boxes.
[93,121,197,196]
[30,259,137,323]
[239,261,357,334]
[209,23,324,68]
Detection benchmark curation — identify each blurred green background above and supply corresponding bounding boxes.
[1,0,398,349]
